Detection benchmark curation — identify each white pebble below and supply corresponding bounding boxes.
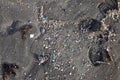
[30,34,34,38]
[61,68,63,71]
[72,66,75,70]
[69,72,72,75]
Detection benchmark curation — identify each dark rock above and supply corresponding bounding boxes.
[78,18,101,32]
[105,0,118,10]
[89,47,110,66]
[103,30,109,42]
[98,0,118,18]
[19,24,33,39]
[2,62,19,80]
[19,24,32,31]
[95,33,109,46]
[95,34,104,45]
[7,20,20,35]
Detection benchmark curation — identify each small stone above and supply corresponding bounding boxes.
[42,17,48,23]
[69,72,72,75]
[80,76,83,79]
[67,34,70,37]
[72,66,75,70]
[81,73,85,76]
[24,72,26,75]
[71,48,76,52]
[29,74,31,77]
[30,34,34,38]
[89,47,111,66]
[40,26,45,34]
[45,72,48,74]
[78,18,101,32]
[45,46,48,49]
[61,68,63,71]
[118,66,120,69]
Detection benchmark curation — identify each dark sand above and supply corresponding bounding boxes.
[0,0,120,80]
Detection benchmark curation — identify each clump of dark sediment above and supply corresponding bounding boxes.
[19,24,33,39]
[97,0,118,18]
[88,46,111,66]
[2,62,19,80]
[78,18,101,32]
[7,20,33,39]
[7,21,21,35]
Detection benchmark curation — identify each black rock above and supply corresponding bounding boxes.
[78,18,101,32]
[7,20,20,35]
[95,34,104,45]
[89,47,110,66]
[19,24,33,39]
[2,62,19,80]
[98,0,118,18]
[105,0,118,10]
[19,24,32,31]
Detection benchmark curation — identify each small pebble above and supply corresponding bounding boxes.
[61,68,63,71]
[69,72,72,75]
[30,34,34,38]
[72,66,75,70]
[45,72,48,74]
[40,26,45,34]
[80,76,83,79]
